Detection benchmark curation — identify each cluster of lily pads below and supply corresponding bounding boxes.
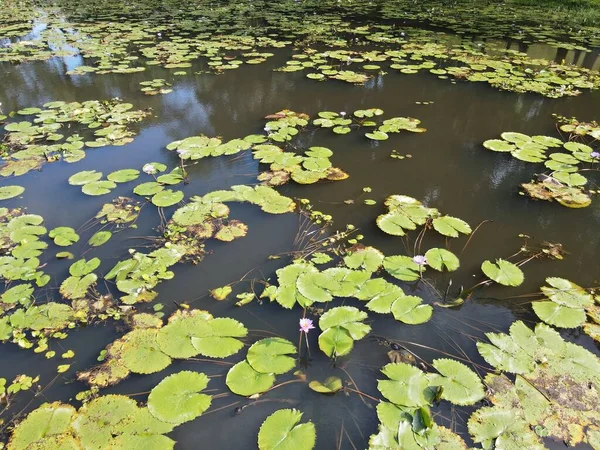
[0,100,150,179]
[483,116,600,208]
[5,370,213,449]
[1,0,598,103]
[1,1,600,449]
[369,320,600,448]
[139,79,172,95]
[277,40,600,97]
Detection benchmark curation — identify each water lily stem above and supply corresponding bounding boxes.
[343,387,380,403]
[459,220,492,256]
[186,358,234,365]
[339,367,370,407]
[202,401,241,416]
[267,379,305,393]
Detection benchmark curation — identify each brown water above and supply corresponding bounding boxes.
[1,13,599,450]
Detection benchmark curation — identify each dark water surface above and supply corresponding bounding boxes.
[1,14,599,450]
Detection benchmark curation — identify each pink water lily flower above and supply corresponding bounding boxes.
[142,163,156,175]
[412,255,427,266]
[299,318,315,333]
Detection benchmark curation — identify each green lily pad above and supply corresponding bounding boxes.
[483,139,515,152]
[365,130,389,141]
[226,361,275,396]
[258,409,316,450]
[7,402,76,450]
[319,306,370,340]
[501,132,531,144]
[532,301,586,328]
[481,259,524,287]
[82,180,116,196]
[151,190,184,207]
[49,227,80,246]
[88,231,112,247]
[308,376,343,394]
[318,326,355,358]
[378,362,433,407]
[69,258,100,276]
[424,248,459,272]
[134,182,164,196]
[343,246,384,272]
[68,170,103,186]
[210,286,232,301]
[119,329,172,374]
[107,169,140,183]
[247,337,297,375]
[0,185,25,200]
[391,296,433,325]
[428,359,485,406]
[552,171,587,187]
[432,216,471,238]
[384,255,422,281]
[147,371,212,425]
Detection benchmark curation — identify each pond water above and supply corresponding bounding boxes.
[1,1,600,449]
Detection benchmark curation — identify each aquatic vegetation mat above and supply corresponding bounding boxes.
[1,0,600,448]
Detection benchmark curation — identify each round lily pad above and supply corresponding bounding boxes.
[0,185,25,200]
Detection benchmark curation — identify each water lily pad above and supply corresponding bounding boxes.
[343,246,384,272]
[432,216,471,238]
[532,301,586,328]
[0,185,25,200]
[151,190,184,207]
[82,180,116,196]
[1,283,34,307]
[226,361,275,396]
[424,248,459,272]
[107,169,140,183]
[541,277,592,308]
[119,329,172,374]
[481,259,524,287]
[258,409,316,450]
[214,220,248,242]
[378,362,433,407]
[7,402,76,450]
[68,170,103,186]
[134,182,165,196]
[49,227,80,246]
[377,195,438,236]
[88,231,112,247]
[552,171,587,186]
[428,359,485,406]
[308,376,342,394]
[384,255,422,281]
[60,274,98,299]
[365,130,389,141]
[319,306,370,339]
[211,286,232,301]
[189,317,247,358]
[318,327,355,358]
[147,371,212,424]
[391,296,433,324]
[247,337,297,374]
[563,142,592,153]
[72,395,138,449]
[501,132,531,144]
[69,258,100,276]
[483,139,515,152]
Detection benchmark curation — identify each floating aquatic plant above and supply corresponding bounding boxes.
[7,369,213,449]
[79,310,247,387]
[258,409,316,450]
[226,337,296,396]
